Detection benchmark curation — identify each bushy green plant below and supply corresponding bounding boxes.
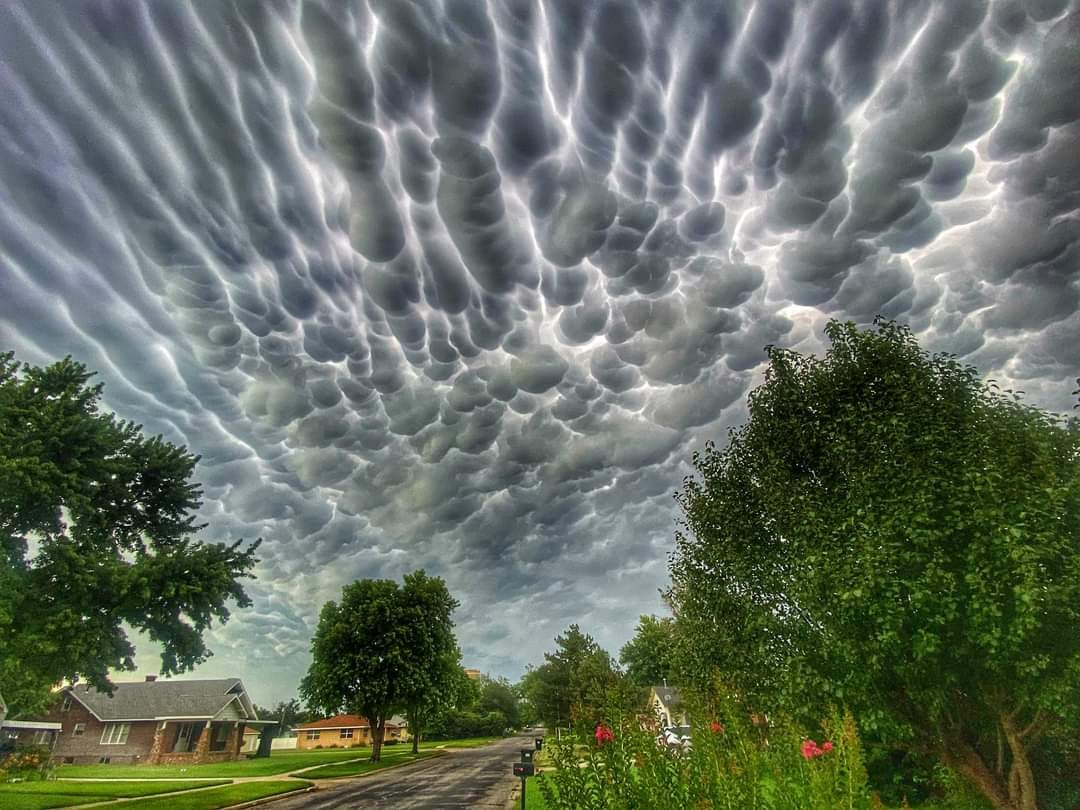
[536,699,872,810]
[0,745,52,783]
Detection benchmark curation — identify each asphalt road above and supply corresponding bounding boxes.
[271,735,531,809]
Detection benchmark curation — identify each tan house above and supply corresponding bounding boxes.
[25,677,270,765]
[294,714,408,750]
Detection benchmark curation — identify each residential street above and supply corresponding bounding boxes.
[270,735,530,809]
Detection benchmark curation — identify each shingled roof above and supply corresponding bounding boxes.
[65,679,256,722]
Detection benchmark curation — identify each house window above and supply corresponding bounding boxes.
[61,695,72,712]
[100,723,130,745]
[32,730,51,745]
[99,756,111,764]
[339,729,353,739]
[73,723,85,737]
[306,730,320,741]
[210,724,231,752]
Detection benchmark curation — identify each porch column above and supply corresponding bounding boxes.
[192,721,212,763]
[146,722,168,765]
[225,722,242,760]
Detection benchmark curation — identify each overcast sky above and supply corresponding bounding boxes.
[1,0,1078,707]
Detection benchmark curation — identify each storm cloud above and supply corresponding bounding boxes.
[1,0,1078,702]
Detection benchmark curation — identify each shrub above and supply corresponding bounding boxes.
[537,699,872,810]
[0,746,53,783]
[384,739,399,746]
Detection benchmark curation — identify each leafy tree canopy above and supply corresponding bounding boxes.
[669,319,1080,810]
[398,570,461,753]
[522,624,622,729]
[619,615,678,688]
[300,571,462,761]
[0,353,258,720]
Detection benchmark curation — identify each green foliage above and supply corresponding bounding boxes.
[521,625,624,730]
[669,319,1080,808]
[0,746,52,783]
[0,353,259,717]
[425,709,508,739]
[618,615,678,688]
[398,571,461,752]
[537,695,872,810]
[477,676,522,729]
[299,571,462,760]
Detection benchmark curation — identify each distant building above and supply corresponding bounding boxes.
[15,677,270,765]
[648,686,687,729]
[463,668,482,680]
[293,714,408,749]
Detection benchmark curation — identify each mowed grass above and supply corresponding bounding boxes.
[0,779,230,810]
[54,747,367,778]
[297,749,439,779]
[112,780,312,810]
[419,736,501,749]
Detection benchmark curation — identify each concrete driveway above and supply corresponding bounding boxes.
[269,735,530,809]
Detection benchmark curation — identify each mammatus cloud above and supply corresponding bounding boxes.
[0,0,1077,703]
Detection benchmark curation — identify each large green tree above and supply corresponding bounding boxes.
[522,625,621,729]
[669,320,1080,810]
[399,570,461,753]
[300,572,463,761]
[619,615,678,688]
[0,353,259,724]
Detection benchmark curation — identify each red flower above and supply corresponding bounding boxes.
[595,724,615,745]
[710,721,725,734]
[801,739,833,759]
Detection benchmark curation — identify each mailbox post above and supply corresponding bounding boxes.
[513,748,536,809]
[535,736,543,751]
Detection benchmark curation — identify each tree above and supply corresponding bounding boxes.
[669,319,1080,810]
[477,676,521,729]
[522,625,621,729]
[255,699,311,732]
[0,353,259,724]
[399,571,461,753]
[619,615,678,688]
[300,572,464,761]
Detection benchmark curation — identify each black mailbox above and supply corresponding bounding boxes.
[534,737,543,750]
[520,748,534,762]
[513,761,535,777]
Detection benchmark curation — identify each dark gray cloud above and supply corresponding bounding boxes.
[0,0,1077,702]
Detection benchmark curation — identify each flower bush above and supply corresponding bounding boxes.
[537,697,872,810]
[0,746,53,783]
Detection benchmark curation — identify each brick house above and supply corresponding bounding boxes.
[294,714,408,750]
[32,677,269,765]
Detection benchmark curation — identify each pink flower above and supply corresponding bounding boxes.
[595,724,614,746]
[710,721,725,734]
[821,741,833,753]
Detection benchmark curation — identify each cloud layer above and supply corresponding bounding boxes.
[1,0,1078,703]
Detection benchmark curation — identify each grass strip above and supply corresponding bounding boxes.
[295,750,438,779]
[112,780,312,810]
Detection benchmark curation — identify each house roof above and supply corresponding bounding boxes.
[650,686,683,708]
[63,679,257,722]
[296,714,403,731]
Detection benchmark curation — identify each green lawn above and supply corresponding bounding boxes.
[0,780,230,810]
[297,749,439,779]
[54,748,366,779]
[113,780,312,810]
[419,736,501,749]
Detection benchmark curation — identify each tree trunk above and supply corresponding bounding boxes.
[411,728,419,754]
[370,715,385,762]
[940,740,1016,810]
[1002,715,1038,810]
[0,687,7,728]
